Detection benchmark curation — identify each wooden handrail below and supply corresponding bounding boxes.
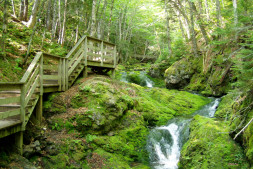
[66,35,86,59]
[20,52,43,83]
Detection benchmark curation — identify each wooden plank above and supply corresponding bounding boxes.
[0,85,22,91]
[43,75,59,80]
[40,56,44,95]
[87,45,101,51]
[0,96,20,106]
[58,59,62,91]
[20,52,42,83]
[87,61,114,68]
[101,41,104,66]
[0,109,20,120]
[66,35,86,59]
[103,55,113,59]
[87,36,115,46]
[87,52,101,58]
[103,48,114,53]
[43,65,59,70]
[43,53,62,59]
[84,37,88,66]
[68,47,83,67]
[62,59,66,91]
[68,53,84,76]
[114,46,117,68]
[24,76,39,107]
[24,65,39,93]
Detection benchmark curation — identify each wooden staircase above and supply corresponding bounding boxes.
[0,36,117,154]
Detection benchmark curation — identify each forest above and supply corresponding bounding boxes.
[0,0,252,168]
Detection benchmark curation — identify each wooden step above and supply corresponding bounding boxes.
[43,84,59,87]
[0,91,21,94]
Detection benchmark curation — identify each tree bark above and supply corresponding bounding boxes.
[46,0,52,30]
[107,0,114,41]
[191,1,209,44]
[204,0,210,21]
[60,0,67,45]
[1,0,8,61]
[216,0,221,28]
[57,0,61,43]
[233,0,238,41]
[165,0,172,57]
[11,0,16,17]
[24,0,28,21]
[188,0,199,57]
[19,0,25,20]
[90,0,97,37]
[51,0,57,40]
[27,0,41,28]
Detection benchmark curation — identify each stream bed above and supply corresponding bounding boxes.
[146,98,220,169]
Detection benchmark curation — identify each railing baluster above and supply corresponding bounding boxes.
[101,41,104,66]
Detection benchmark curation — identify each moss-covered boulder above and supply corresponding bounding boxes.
[179,115,250,169]
[164,58,195,89]
[43,75,210,167]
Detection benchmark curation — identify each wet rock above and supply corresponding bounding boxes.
[165,58,194,89]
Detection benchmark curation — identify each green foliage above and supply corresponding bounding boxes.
[85,134,97,143]
[232,30,253,92]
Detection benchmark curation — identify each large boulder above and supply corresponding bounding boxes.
[164,58,194,89]
[179,115,250,169]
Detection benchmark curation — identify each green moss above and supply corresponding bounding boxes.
[179,115,250,169]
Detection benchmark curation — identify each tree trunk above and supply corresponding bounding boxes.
[165,0,172,57]
[51,0,57,40]
[19,0,25,20]
[46,0,52,30]
[107,0,114,41]
[99,0,107,40]
[11,0,16,17]
[233,0,238,41]
[57,0,61,43]
[188,0,199,57]
[27,0,41,28]
[1,0,8,61]
[216,0,221,28]
[60,0,67,45]
[204,0,210,21]
[24,0,28,21]
[23,0,45,66]
[90,0,97,37]
[191,2,209,44]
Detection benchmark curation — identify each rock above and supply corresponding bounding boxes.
[165,58,194,89]
[179,115,250,169]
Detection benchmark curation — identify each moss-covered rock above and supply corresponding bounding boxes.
[165,58,195,89]
[44,75,210,167]
[179,115,250,169]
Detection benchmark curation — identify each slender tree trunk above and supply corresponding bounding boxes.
[1,0,8,61]
[19,0,25,20]
[51,0,57,40]
[205,0,210,21]
[216,0,221,28]
[107,0,114,41]
[175,10,186,40]
[24,0,28,21]
[27,0,41,28]
[46,0,52,30]
[23,0,45,66]
[57,0,61,43]
[99,0,107,40]
[233,0,238,40]
[188,0,199,57]
[191,2,209,44]
[90,0,97,37]
[60,0,67,45]
[165,0,172,57]
[11,0,16,17]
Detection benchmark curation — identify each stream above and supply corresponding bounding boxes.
[120,71,220,169]
[146,98,220,169]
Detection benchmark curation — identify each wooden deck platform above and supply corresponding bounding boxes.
[0,36,118,154]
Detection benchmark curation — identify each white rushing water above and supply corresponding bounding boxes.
[147,98,220,169]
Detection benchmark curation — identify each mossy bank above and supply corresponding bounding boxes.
[16,75,209,169]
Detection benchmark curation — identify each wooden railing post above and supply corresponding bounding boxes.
[65,59,69,90]
[113,46,117,68]
[100,41,104,66]
[58,58,62,91]
[35,55,43,125]
[84,37,88,66]
[20,84,26,131]
[62,58,66,91]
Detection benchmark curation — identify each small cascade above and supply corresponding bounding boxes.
[147,98,220,169]
[120,71,154,87]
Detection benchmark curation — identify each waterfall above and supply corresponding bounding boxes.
[147,98,220,169]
